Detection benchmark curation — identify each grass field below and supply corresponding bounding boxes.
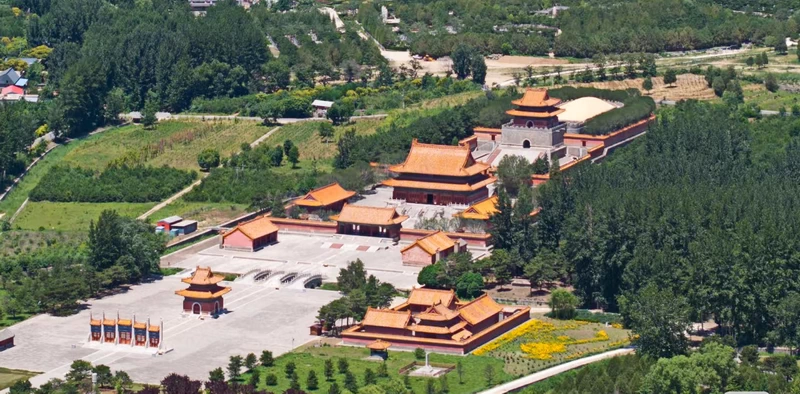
[148,200,248,227]
[242,344,511,394]
[0,367,38,390]
[743,84,800,111]
[0,230,86,257]
[13,202,154,231]
[61,120,270,171]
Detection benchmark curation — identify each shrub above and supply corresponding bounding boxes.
[414,348,426,360]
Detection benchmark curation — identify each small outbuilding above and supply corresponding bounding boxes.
[311,99,334,117]
[171,220,198,235]
[0,68,20,87]
[221,216,279,251]
[157,216,183,231]
[0,329,14,351]
[401,231,459,266]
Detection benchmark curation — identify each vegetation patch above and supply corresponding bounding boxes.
[0,368,39,390]
[13,202,154,232]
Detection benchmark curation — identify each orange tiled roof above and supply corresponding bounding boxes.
[362,308,411,329]
[90,319,101,326]
[133,322,146,329]
[417,303,461,321]
[400,231,455,256]
[103,319,116,326]
[505,108,565,118]
[148,325,161,332]
[388,140,489,177]
[511,89,562,108]
[182,266,226,285]
[474,127,502,134]
[451,329,473,341]
[407,288,457,308]
[407,321,467,334]
[381,176,496,192]
[455,195,498,220]
[175,287,231,299]
[117,319,132,326]
[293,182,356,207]
[458,294,504,325]
[330,204,408,226]
[223,216,279,241]
[366,339,392,351]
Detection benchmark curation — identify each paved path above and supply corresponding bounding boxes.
[477,348,635,394]
[9,198,28,223]
[137,178,203,220]
[250,126,281,147]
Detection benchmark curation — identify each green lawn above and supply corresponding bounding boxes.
[241,345,510,394]
[147,200,248,225]
[61,120,271,171]
[0,367,39,390]
[13,202,154,231]
[0,139,83,217]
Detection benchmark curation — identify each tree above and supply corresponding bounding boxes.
[746,56,754,68]
[456,272,484,298]
[417,264,442,289]
[327,101,355,125]
[456,361,464,384]
[377,362,388,378]
[337,358,349,374]
[306,371,318,391]
[290,371,300,390]
[483,365,495,386]
[318,122,334,143]
[762,52,769,66]
[471,54,487,85]
[712,77,726,97]
[228,355,243,380]
[755,53,765,68]
[142,91,159,130]
[663,69,677,87]
[414,348,425,360]
[270,145,284,167]
[324,359,334,381]
[451,44,474,80]
[439,375,449,393]
[765,73,779,92]
[337,260,367,294]
[618,284,690,358]
[364,368,376,386]
[775,38,788,55]
[496,155,533,197]
[197,149,220,171]
[740,345,759,366]
[265,374,278,386]
[209,368,225,382]
[327,382,341,394]
[344,371,358,393]
[263,61,291,92]
[104,88,125,125]
[161,374,202,394]
[340,60,361,83]
[244,353,257,371]
[287,145,300,168]
[334,128,357,169]
[525,250,561,291]
[549,289,579,319]
[260,350,274,367]
[248,369,260,387]
[642,77,653,94]
[285,361,296,378]
[66,360,93,384]
[771,292,800,353]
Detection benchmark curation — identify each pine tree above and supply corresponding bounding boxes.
[324,359,334,381]
[344,371,358,393]
[306,370,319,390]
[260,350,274,367]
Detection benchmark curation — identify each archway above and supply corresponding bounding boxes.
[526,120,534,128]
[192,303,201,315]
[522,140,531,149]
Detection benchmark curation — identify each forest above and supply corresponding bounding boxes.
[384,0,796,58]
[508,102,800,347]
[29,164,197,203]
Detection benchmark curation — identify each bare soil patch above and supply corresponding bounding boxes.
[571,74,716,101]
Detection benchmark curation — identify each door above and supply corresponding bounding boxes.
[192,303,201,314]
[426,194,434,204]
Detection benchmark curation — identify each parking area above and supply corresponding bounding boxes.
[167,232,423,290]
[0,274,340,385]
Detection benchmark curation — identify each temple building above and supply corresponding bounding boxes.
[330,204,408,238]
[221,216,279,251]
[455,195,498,221]
[342,288,530,354]
[400,231,462,266]
[286,182,356,213]
[175,266,231,316]
[382,140,496,205]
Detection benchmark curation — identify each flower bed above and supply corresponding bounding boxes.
[472,316,631,376]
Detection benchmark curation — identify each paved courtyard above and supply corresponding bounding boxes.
[166,232,425,290]
[0,274,339,386]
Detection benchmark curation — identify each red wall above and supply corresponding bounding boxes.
[399,229,492,247]
[402,245,435,266]
[0,336,13,350]
[182,298,224,314]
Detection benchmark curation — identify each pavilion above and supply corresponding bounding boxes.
[175,266,231,316]
[342,288,530,354]
[330,204,408,238]
[382,139,496,205]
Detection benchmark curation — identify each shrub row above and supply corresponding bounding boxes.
[30,165,197,203]
[583,96,655,136]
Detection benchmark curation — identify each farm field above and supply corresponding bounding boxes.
[149,200,248,227]
[743,84,800,111]
[244,343,511,394]
[13,202,154,232]
[571,73,716,102]
[472,314,631,376]
[0,230,85,257]
[61,120,270,171]
[0,367,38,390]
